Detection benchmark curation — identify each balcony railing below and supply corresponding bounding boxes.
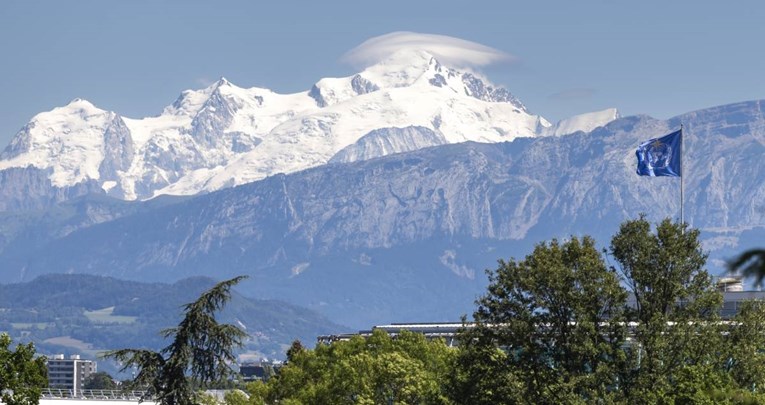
[40,388,152,401]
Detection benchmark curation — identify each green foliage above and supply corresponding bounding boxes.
[0,274,343,364]
[610,216,724,400]
[83,371,117,390]
[610,217,717,322]
[105,276,248,405]
[50,218,765,405]
[285,340,305,363]
[451,217,765,404]
[244,381,269,405]
[197,390,250,405]
[255,329,455,405]
[0,333,47,405]
[725,301,765,391]
[452,235,627,404]
[222,389,250,405]
[448,337,523,405]
[196,392,220,405]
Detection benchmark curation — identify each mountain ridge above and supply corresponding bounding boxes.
[0,273,347,360]
[0,51,616,205]
[3,99,762,328]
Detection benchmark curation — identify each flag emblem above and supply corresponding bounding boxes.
[636,130,682,177]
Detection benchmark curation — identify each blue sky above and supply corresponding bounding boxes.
[0,0,763,147]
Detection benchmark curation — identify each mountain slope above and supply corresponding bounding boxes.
[4,100,763,328]
[0,50,616,205]
[0,274,346,359]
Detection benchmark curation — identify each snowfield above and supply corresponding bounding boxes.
[0,49,617,201]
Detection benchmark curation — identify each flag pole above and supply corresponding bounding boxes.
[680,123,684,228]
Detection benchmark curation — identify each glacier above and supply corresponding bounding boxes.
[0,50,616,205]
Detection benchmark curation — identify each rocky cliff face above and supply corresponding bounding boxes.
[0,166,103,212]
[3,100,763,327]
[98,115,135,198]
[329,126,448,164]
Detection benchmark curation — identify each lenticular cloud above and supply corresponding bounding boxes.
[342,32,516,69]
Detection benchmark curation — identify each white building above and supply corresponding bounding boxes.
[46,354,96,397]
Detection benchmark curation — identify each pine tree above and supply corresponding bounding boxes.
[105,276,248,405]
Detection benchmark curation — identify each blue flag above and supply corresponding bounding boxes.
[636,129,682,177]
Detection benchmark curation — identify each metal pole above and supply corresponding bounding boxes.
[680,124,684,228]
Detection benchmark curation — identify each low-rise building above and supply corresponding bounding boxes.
[319,278,765,346]
[239,360,282,382]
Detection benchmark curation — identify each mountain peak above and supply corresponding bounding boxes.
[211,76,238,92]
[168,78,242,116]
[0,48,634,202]
[544,108,620,136]
[42,98,109,122]
[356,49,525,109]
[201,77,233,94]
[359,49,438,89]
[64,97,99,110]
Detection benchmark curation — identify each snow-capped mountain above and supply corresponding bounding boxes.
[0,99,117,186]
[542,108,620,136]
[3,100,763,327]
[0,49,616,204]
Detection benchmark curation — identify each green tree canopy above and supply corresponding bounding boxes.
[234,218,765,404]
[83,371,117,390]
[256,329,455,405]
[452,235,627,404]
[0,333,47,405]
[453,217,765,404]
[610,217,723,401]
[104,276,248,405]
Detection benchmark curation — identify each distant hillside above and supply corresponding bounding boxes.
[0,274,346,363]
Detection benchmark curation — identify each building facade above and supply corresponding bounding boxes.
[239,360,283,382]
[46,354,96,397]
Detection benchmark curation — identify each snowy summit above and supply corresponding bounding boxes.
[0,48,617,201]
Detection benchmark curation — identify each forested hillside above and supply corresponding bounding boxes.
[0,274,345,362]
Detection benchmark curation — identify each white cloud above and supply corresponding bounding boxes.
[342,31,517,69]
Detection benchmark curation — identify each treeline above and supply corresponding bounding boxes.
[0,276,220,351]
[0,274,214,315]
[0,275,343,361]
[241,217,765,404]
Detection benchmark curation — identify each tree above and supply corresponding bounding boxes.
[83,371,117,390]
[729,248,765,286]
[0,333,47,405]
[609,216,725,401]
[105,276,248,405]
[452,217,765,404]
[453,236,628,404]
[222,389,249,405]
[285,340,305,363]
[723,300,765,391]
[448,335,524,405]
[257,329,455,405]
